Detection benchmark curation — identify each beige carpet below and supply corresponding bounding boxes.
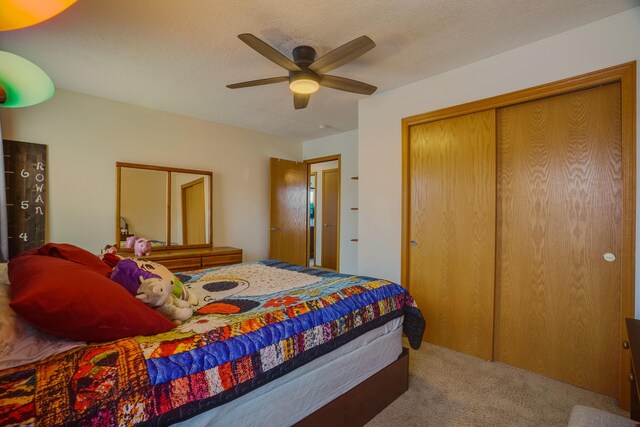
[367,342,628,427]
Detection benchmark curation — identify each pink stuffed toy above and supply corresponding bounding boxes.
[134,238,152,257]
[125,236,137,248]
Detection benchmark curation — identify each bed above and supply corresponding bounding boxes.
[0,257,425,426]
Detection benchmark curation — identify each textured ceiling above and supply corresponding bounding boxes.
[1,0,638,141]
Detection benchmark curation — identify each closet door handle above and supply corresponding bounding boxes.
[410,240,417,247]
[324,224,331,227]
[269,227,280,232]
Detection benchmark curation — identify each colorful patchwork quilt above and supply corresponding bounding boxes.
[0,261,425,426]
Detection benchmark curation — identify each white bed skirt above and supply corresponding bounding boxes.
[174,316,404,426]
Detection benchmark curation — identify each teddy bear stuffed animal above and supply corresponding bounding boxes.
[135,277,193,325]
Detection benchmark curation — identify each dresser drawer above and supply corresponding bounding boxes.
[122,247,242,273]
[158,257,202,272]
[202,253,242,268]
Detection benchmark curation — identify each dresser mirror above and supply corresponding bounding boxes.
[116,162,212,251]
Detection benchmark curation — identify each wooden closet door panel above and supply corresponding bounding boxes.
[495,83,622,397]
[409,109,496,360]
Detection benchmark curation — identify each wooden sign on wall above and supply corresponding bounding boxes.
[3,140,47,258]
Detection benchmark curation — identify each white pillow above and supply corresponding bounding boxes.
[0,281,85,370]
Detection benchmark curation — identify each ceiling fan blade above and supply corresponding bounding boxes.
[226,76,289,89]
[238,33,301,72]
[320,75,377,95]
[309,36,375,74]
[293,93,310,110]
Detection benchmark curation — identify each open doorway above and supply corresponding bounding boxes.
[268,155,340,270]
[181,177,206,245]
[306,156,340,271]
[309,172,317,266]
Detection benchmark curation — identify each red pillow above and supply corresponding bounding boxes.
[21,243,113,277]
[9,255,175,341]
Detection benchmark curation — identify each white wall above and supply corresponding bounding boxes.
[120,167,167,242]
[358,6,640,306]
[1,89,301,260]
[303,130,358,274]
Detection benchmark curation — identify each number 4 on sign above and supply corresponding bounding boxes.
[19,233,27,242]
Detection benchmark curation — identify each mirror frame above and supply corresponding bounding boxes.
[116,162,213,252]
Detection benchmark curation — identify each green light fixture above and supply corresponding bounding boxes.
[0,51,54,108]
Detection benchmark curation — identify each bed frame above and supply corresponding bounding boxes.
[296,348,409,426]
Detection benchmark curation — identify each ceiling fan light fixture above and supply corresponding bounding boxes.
[228,33,377,109]
[289,77,319,95]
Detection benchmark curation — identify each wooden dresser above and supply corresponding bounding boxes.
[124,246,243,272]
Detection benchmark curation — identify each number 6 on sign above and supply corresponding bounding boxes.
[19,233,27,242]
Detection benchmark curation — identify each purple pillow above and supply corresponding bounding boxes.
[110,259,161,294]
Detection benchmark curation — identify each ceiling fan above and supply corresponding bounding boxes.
[226,34,377,110]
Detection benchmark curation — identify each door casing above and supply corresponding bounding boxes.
[309,171,317,266]
[181,177,206,245]
[305,155,341,271]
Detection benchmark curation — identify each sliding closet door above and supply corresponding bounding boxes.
[495,83,622,397]
[408,110,496,360]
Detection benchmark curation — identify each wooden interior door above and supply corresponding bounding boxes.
[494,83,622,397]
[321,168,339,270]
[181,178,205,244]
[269,158,307,266]
[408,110,496,360]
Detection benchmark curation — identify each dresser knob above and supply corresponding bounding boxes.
[628,372,635,382]
[623,341,630,349]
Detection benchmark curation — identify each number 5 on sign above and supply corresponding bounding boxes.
[19,233,27,242]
